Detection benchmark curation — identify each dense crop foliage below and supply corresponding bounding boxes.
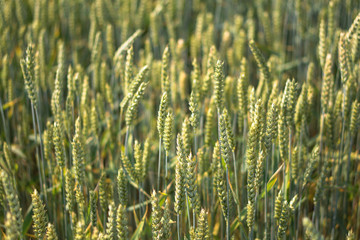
[0,0,360,239]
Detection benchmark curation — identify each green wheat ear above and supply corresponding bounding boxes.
[99,173,108,214]
[347,230,355,240]
[161,199,171,239]
[237,57,249,119]
[189,90,200,128]
[134,140,144,182]
[53,121,65,168]
[318,16,327,69]
[339,33,350,84]
[89,190,97,228]
[74,220,85,239]
[350,100,360,134]
[151,190,163,239]
[141,138,150,180]
[274,190,284,224]
[303,145,319,188]
[3,142,13,173]
[106,24,115,58]
[302,217,324,240]
[321,54,333,114]
[182,116,192,155]
[222,108,235,151]
[21,44,38,108]
[295,83,309,135]
[5,212,18,240]
[124,45,134,95]
[121,65,150,110]
[214,154,228,220]
[75,184,85,220]
[204,103,215,148]
[121,152,136,181]
[202,46,216,97]
[249,39,270,85]
[72,117,85,186]
[117,204,128,240]
[161,45,171,97]
[105,202,117,239]
[219,112,231,164]
[31,189,48,239]
[196,209,210,239]
[186,153,200,213]
[65,169,75,212]
[163,111,174,155]
[277,200,290,239]
[117,167,128,206]
[157,92,169,139]
[125,81,149,127]
[265,102,279,153]
[1,170,23,236]
[45,223,58,240]
[214,60,225,110]
[175,134,186,214]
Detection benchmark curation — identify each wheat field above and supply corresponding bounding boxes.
[0,0,360,239]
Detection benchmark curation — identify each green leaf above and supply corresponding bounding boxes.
[22,204,33,235]
[267,174,278,192]
[126,199,151,212]
[261,163,283,198]
[130,206,147,240]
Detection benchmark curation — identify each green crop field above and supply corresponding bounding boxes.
[0,0,359,239]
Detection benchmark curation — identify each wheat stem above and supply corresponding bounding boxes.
[31,104,45,203]
[177,214,181,240]
[165,153,168,191]
[157,138,162,191]
[35,108,48,203]
[61,169,68,239]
